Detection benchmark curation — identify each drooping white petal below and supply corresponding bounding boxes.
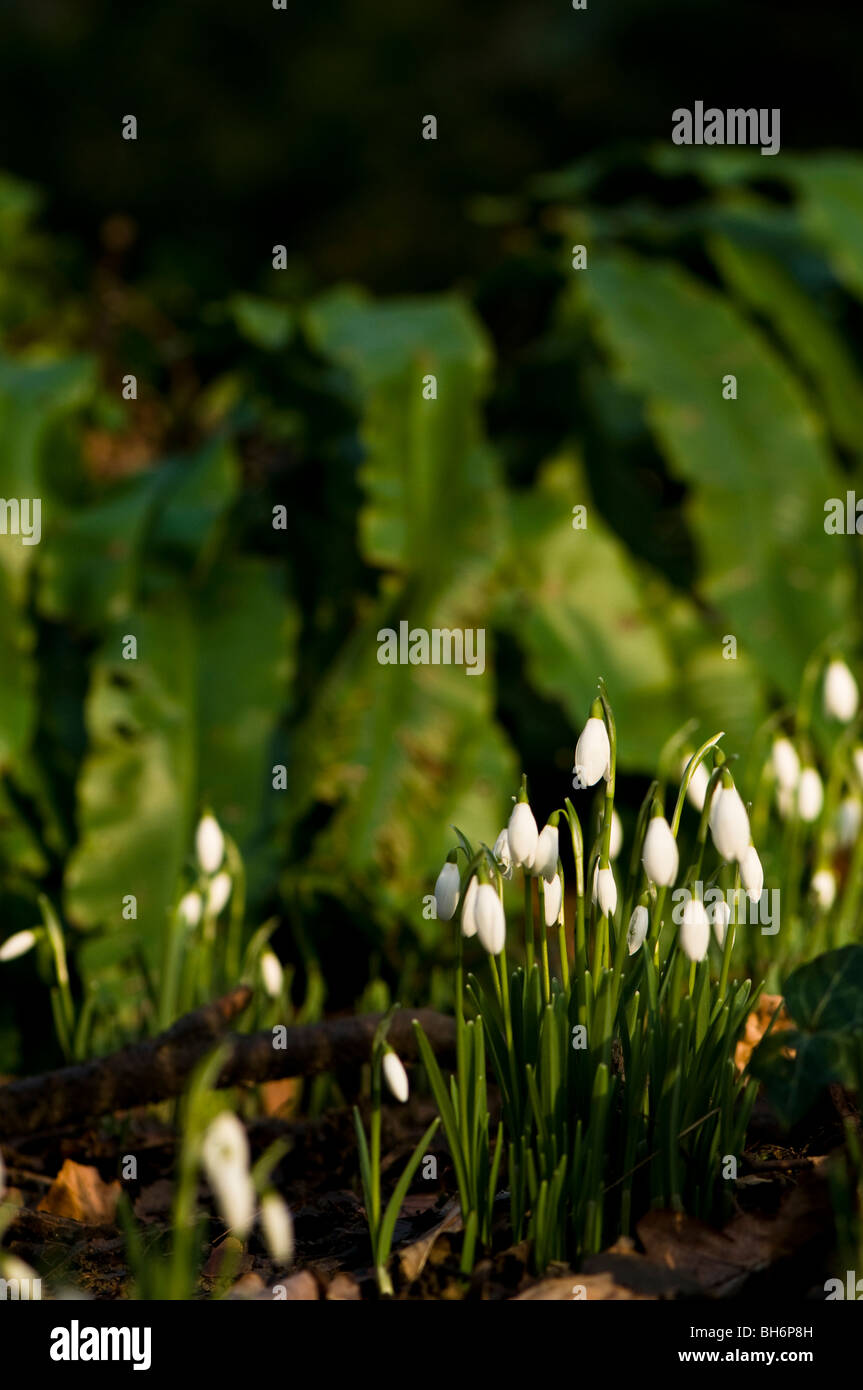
[811,868,836,910]
[739,844,764,903]
[680,898,710,962]
[178,891,203,928]
[196,813,225,874]
[824,659,859,723]
[627,904,649,955]
[709,898,731,948]
[260,950,284,998]
[0,929,39,962]
[709,785,750,862]
[383,1049,410,1103]
[642,817,679,888]
[592,864,618,918]
[433,861,461,921]
[207,870,232,916]
[684,756,710,812]
[461,876,479,938]
[836,796,862,849]
[543,873,563,927]
[771,737,800,792]
[474,883,506,955]
[260,1192,295,1265]
[532,823,559,881]
[797,767,824,823]
[508,801,538,869]
[202,1112,254,1238]
[493,828,514,880]
[573,717,610,789]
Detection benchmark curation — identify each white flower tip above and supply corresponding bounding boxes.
[196,813,225,874]
[383,1049,410,1103]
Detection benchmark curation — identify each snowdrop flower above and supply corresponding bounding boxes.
[493,828,513,880]
[195,813,225,874]
[574,716,610,788]
[461,876,479,938]
[475,883,506,955]
[642,815,679,887]
[680,898,710,962]
[709,898,731,949]
[260,1192,294,1265]
[0,929,39,962]
[532,821,559,881]
[627,904,649,955]
[797,767,824,823]
[383,1048,410,1103]
[592,863,618,918]
[543,873,562,927]
[433,859,461,921]
[609,809,623,861]
[739,844,763,904]
[771,737,800,792]
[709,783,750,862]
[508,798,538,869]
[178,891,203,928]
[836,796,862,849]
[683,755,709,812]
[207,870,232,916]
[824,659,859,723]
[260,950,284,998]
[202,1113,255,1238]
[811,868,837,911]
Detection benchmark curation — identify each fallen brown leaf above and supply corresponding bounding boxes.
[398,1198,463,1283]
[37,1159,120,1226]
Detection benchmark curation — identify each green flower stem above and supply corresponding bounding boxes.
[557,860,570,993]
[524,872,535,973]
[538,880,551,1005]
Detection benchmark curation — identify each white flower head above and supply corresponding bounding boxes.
[493,828,513,880]
[627,904,649,956]
[433,860,461,921]
[543,873,563,928]
[709,898,731,948]
[508,800,538,869]
[811,868,836,911]
[709,783,750,862]
[260,1192,294,1265]
[836,796,862,849]
[797,767,824,823]
[574,716,610,789]
[383,1048,409,1103]
[475,883,506,955]
[740,844,763,904]
[461,876,479,938]
[195,813,225,875]
[207,870,232,917]
[824,659,859,723]
[771,737,800,792]
[260,950,284,998]
[683,755,709,812]
[592,863,618,918]
[178,891,203,929]
[642,816,679,888]
[0,929,39,963]
[680,897,710,962]
[202,1112,254,1238]
[532,822,559,881]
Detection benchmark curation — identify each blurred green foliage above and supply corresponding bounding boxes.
[0,148,862,1062]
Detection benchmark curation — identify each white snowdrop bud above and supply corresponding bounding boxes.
[680,898,710,962]
[532,823,559,881]
[383,1048,410,1103]
[627,904,649,956]
[260,1192,294,1265]
[797,767,824,823]
[574,717,610,788]
[260,950,284,998]
[771,737,800,792]
[508,800,538,869]
[543,873,563,927]
[739,844,764,903]
[642,816,679,887]
[0,929,39,962]
[207,870,232,916]
[474,883,506,955]
[709,898,731,948]
[461,877,479,938]
[196,813,225,874]
[824,659,859,723]
[684,756,710,812]
[811,868,836,910]
[202,1113,254,1238]
[178,891,203,928]
[836,796,862,849]
[709,784,750,862]
[609,810,623,860]
[493,828,513,880]
[592,864,618,918]
[433,860,461,921]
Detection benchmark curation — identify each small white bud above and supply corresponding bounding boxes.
[461,876,479,938]
[196,813,225,874]
[260,950,284,998]
[475,883,506,955]
[642,816,679,887]
[836,796,862,849]
[709,898,731,948]
[493,828,514,879]
[680,898,710,962]
[508,800,539,868]
[178,891,203,928]
[684,756,710,812]
[797,767,824,823]
[824,659,859,723]
[739,844,763,903]
[532,823,559,881]
[543,873,563,927]
[592,864,618,918]
[433,861,460,921]
[201,1113,254,1238]
[207,870,232,916]
[574,716,611,788]
[0,929,39,962]
[811,868,836,910]
[709,784,750,862]
[627,904,648,955]
[383,1048,410,1103]
[260,1192,294,1265]
[771,737,800,792]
